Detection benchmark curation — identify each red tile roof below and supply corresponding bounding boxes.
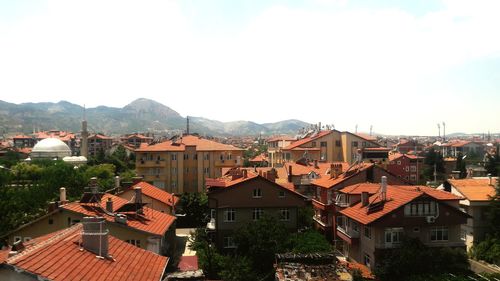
[62,193,175,236]
[249,153,268,162]
[13,134,33,139]
[130,181,179,207]
[136,135,243,152]
[267,136,296,142]
[312,163,374,189]
[286,161,348,177]
[388,153,423,161]
[354,133,377,142]
[363,147,391,152]
[6,224,168,281]
[90,134,114,140]
[448,178,497,201]
[178,255,199,272]
[283,131,333,150]
[342,261,375,279]
[340,185,462,225]
[339,183,381,194]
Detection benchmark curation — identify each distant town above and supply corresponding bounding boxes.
[0,116,499,281]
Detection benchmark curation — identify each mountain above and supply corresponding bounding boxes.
[0,99,309,136]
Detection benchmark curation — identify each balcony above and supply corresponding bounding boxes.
[300,178,313,185]
[137,160,166,167]
[335,200,350,208]
[313,215,331,228]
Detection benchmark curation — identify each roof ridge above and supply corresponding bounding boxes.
[7,224,82,264]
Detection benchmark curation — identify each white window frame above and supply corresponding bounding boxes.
[171,154,177,161]
[410,165,417,172]
[279,208,290,221]
[430,226,449,242]
[397,161,401,165]
[223,236,236,249]
[279,190,285,198]
[126,239,141,247]
[385,227,404,245]
[364,226,372,239]
[224,208,236,222]
[14,236,22,243]
[253,188,262,198]
[253,208,263,221]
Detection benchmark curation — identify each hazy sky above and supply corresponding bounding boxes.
[0,0,499,135]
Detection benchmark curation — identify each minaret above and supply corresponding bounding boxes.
[81,106,89,158]
[186,116,190,135]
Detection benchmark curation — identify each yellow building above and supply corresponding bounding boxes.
[135,135,244,193]
[281,130,381,164]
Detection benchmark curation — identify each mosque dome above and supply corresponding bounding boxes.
[31,138,72,160]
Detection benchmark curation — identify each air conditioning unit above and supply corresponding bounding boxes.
[426,216,436,223]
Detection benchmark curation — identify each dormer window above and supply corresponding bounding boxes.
[253,188,262,198]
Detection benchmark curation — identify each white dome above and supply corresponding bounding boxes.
[31,138,71,159]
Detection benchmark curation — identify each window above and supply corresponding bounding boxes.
[364,226,372,239]
[413,227,420,232]
[253,188,262,198]
[320,152,326,161]
[48,218,54,225]
[311,141,316,147]
[405,166,409,172]
[171,167,178,174]
[204,167,210,174]
[352,141,358,147]
[227,154,232,160]
[171,154,177,161]
[253,208,263,221]
[126,239,141,247]
[410,166,417,172]
[223,236,236,248]
[404,201,437,217]
[352,221,359,233]
[385,227,403,244]
[397,161,401,165]
[194,154,198,160]
[185,167,189,173]
[320,141,327,147]
[461,229,467,241]
[220,154,224,161]
[184,154,189,160]
[210,209,216,219]
[224,209,236,222]
[410,175,417,181]
[204,153,210,160]
[14,236,22,243]
[364,253,371,268]
[430,226,448,241]
[335,140,341,147]
[172,181,177,188]
[279,208,290,221]
[279,190,285,198]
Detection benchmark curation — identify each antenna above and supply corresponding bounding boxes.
[370,125,373,136]
[442,122,446,141]
[437,123,440,138]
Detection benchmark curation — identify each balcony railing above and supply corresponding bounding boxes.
[313,215,331,227]
[336,225,360,238]
[335,200,350,208]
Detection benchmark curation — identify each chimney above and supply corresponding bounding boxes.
[267,168,277,182]
[259,170,263,177]
[288,165,293,183]
[90,177,98,187]
[134,187,144,214]
[330,163,335,179]
[114,176,120,191]
[314,160,319,168]
[361,192,369,207]
[106,197,113,213]
[82,217,109,258]
[381,176,387,201]
[132,176,143,185]
[59,187,67,203]
[242,169,248,178]
[489,174,493,186]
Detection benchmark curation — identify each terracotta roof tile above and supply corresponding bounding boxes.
[178,255,199,271]
[312,163,374,189]
[137,135,242,152]
[61,193,175,236]
[283,131,333,150]
[267,136,296,142]
[339,183,381,194]
[6,224,167,281]
[286,161,348,177]
[130,181,179,207]
[388,153,423,161]
[249,153,268,162]
[449,178,497,201]
[13,135,33,139]
[340,185,462,225]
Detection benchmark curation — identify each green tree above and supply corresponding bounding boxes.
[455,152,467,178]
[189,228,223,279]
[485,153,498,176]
[84,163,116,190]
[219,255,254,281]
[178,193,209,228]
[286,230,331,253]
[423,148,445,181]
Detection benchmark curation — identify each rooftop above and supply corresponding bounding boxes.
[136,135,243,152]
[283,130,333,150]
[128,181,179,207]
[448,178,498,201]
[4,224,168,281]
[312,163,374,189]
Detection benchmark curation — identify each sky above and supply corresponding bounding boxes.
[0,0,499,136]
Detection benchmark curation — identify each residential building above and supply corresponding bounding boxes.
[117,180,179,214]
[440,177,498,250]
[3,187,176,256]
[387,153,424,184]
[0,220,168,281]
[441,141,485,158]
[311,163,407,239]
[121,133,154,148]
[394,139,424,154]
[205,168,308,250]
[267,136,296,167]
[12,135,35,148]
[338,180,468,269]
[135,135,244,193]
[248,153,269,167]
[281,130,384,165]
[88,133,114,157]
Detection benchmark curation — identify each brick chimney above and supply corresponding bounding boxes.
[82,217,109,258]
[59,187,67,204]
[314,160,319,169]
[106,197,113,213]
[288,165,293,183]
[361,192,369,207]
[134,187,144,215]
[266,168,277,182]
[242,169,248,178]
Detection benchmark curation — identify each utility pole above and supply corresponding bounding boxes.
[437,123,440,139]
[433,163,437,183]
[442,122,446,142]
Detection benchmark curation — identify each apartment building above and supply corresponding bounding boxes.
[1,220,168,281]
[121,133,154,148]
[267,136,296,167]
[3,187,176,256]
[206,168,308,250]
[12,135,35,148]
[135,135,244,193]
[88,133,114,157]
[117,180,179,214]
[387,153,424,184]
[441,177,497,250]
[311,164,407,239]
[337,180,468,269]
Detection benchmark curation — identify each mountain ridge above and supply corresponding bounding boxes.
[0,98,310,136]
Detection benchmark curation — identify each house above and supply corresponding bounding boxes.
[117,180,179,215]
[12,135,35,148]
[267,136,296,167]
[121,133,154,148]
[0,219,168,281]
[135,135,244,193]
[248,153,269,167]
[205,168,309,250]
[394,139,424,154]
[88,133,114,157]
[3,186,176,256]
[386,153,424,184]
[337,179,468,269]
[311,163,407,239]
[440,177,498,250]
[441,140,485,158]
